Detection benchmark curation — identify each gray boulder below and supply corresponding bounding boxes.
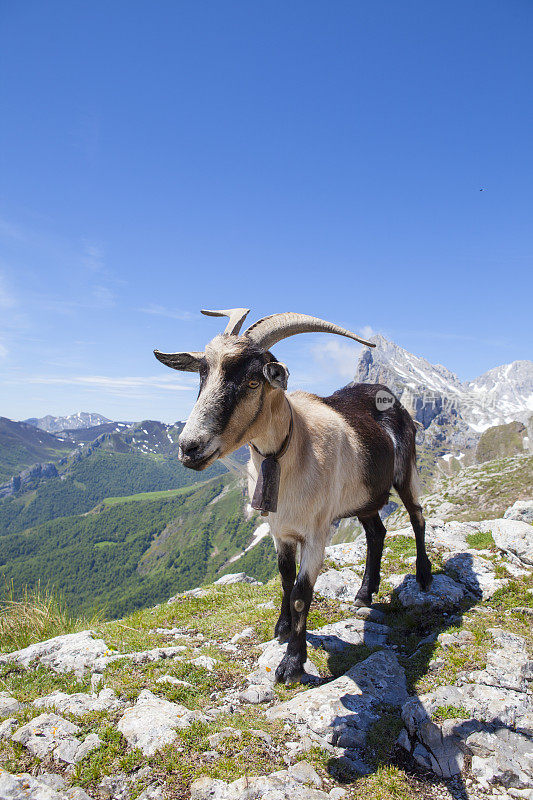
[33,688,122,716]
[443,551,507,599]
[324,538,367,567]
[314,568,362,601]
[0,691,22,716]
[214,573,262,585]
[191,761,331,799]
[401,627,533,787]
[11,713,101,764]
[248,640,320,685]
[479,518,533,565]
[0,718,18,740]
[0,771,95,800]
[307,616,389,651]
[268,651,407,750]
[504,500,533,524]
[389,572,466,609]
[117,689,204,756]
[0,630,111,675]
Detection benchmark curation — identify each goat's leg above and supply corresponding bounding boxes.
[275,540,322,685]
[274,540,297,643]
[395,474,432,591]
[410,504,432,590]
[353,514,386,607]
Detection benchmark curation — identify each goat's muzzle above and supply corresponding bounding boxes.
[178,438,220,471]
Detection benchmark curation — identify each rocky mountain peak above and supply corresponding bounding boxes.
[352,336,533,461]
[24,412,112,433]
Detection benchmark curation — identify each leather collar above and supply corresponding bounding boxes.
[250,399,293,460]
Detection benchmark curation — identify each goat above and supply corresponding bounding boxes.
[154,308,432,684]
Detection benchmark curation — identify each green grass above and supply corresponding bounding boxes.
[466,530,496,550]
[432,704,470,722]
[102,485,194,506]
[0,580,100,654]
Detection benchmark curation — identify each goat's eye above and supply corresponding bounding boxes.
[248,379,260,389]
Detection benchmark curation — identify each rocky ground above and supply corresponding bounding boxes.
[1,502,532,800]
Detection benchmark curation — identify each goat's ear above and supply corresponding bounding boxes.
[263,361,289,390]
[154,350,204,372]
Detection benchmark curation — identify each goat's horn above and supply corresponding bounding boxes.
[201,308,250,336]
[244,313,376,350]
[154,350,204,372]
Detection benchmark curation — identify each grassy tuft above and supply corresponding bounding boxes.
[466,531,496,550]
[432,704,470,721]
[0,580,101,653]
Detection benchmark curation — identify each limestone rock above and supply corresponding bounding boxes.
[190,762,334,799]
[249,640,320,684]
[191,655,217,670]
[353,606,385,623]
[0,631,111,676]
[214,572,262,585]
[314,568,362,601]
[437,630,475,649]
[168,587,209,602]
[479,518,533,565]
[38,774,67,791]
[0,692,22,716]
[11,713,79,758]
[389,572,467,608]
[240,685,276,704]
[111,646,187,666]
[0,770,96,800]
[467,729,533,789]
[135,787,165,800]
[34,688,122,716]
[117,689,203,756]
[307,616,389,651]
[11,713,101,764]
[230,626,254,643]
[443,551,507,599]
[466,627,533,693]
[324,538,367,567]
[268,651,407,750]
[54,732,102,765]
[289,760,322,787]
[504,500,533,524]
[402,627,533,787]
[0,718,18,740]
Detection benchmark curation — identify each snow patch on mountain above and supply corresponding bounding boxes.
[353,334,533,439]
[24,412,111,433]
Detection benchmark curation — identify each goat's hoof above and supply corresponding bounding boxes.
[416,561,433,592]
[274,617,291,644]
[275,653,304,685]
[353,596,372,609]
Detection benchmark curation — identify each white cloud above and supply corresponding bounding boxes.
[359,325,376,341]
[311,336,370,380]
[139,304,197,321]
[10,374,195,393]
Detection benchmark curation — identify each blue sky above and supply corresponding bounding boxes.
[1,1,532,423]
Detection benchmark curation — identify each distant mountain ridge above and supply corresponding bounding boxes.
[0,417,72,483]
[353,335,533,460]
[24,412,112,432]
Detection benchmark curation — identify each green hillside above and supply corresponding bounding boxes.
[0,417,72,482]
[476,420,527,463]
[0,449,226,535]
[0,474,276,619]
